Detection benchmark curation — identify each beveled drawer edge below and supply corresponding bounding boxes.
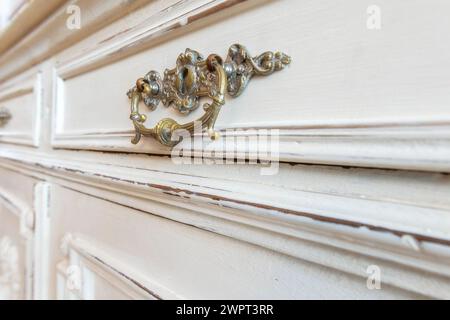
[51,122,450,173]
[54,0,252,80]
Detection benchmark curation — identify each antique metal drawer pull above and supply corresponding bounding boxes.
[127,44,291,147]
[0,107,11,127]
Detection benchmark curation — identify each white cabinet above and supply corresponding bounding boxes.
[0,0,449,300]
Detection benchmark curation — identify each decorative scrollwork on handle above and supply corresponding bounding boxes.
[0,107,11,127]
[127,44,291,147]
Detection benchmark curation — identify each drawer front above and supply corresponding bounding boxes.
[52,0,450,171]
[0,168,37,300]
[0,72,42,147]
[39,184,425,300]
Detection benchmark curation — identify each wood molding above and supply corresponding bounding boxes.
[0,187,33,234]
[0,0,66,56]
[32,182,51,300]
[51,124,450,172]
[54,0,252,79]
[1,149,450,298]
[50,0,450,172]
[0,0,153,84]
[0,72,42,147]
[0,185,34,299]
[57,233,178,299]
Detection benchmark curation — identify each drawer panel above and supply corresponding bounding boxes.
[42,185,423,299]
[0,72,41,147]
[0,167,38,300]
[52,0,450,171]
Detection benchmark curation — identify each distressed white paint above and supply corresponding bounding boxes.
[0,0,449,300]
[41,185,425,299]
[0,71,42,146]
[48,0,450,171]
[1,147,450,298]
[32,182,51,300]
[0,168,37,300]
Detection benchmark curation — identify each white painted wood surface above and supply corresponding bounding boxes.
[0,0,153,84]
[41,185,426,299]
[0,0,65,56]
[0,0,449,300]
[50,0,450,171]
[0,168,37,300]
[0,71,41,146]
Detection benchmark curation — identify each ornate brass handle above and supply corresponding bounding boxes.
[0,107,11,127]
[127,44,291,147]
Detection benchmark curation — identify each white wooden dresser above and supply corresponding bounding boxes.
[1,0,450,300]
